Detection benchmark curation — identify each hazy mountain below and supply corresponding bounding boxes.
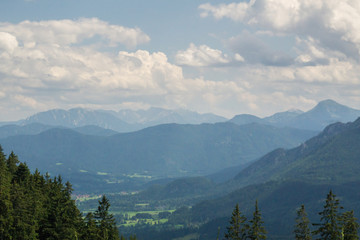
[21,108,134,132]
[0,123,119,139]
[0,122,315,190]
[116,107,227,125]
[165,117,360,239]
[233,117,360,186]
[229,99,360,131]
[0,123,56,139]
[8,107,227,133]
[228,114,262,125]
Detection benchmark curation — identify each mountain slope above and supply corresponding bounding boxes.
[164,117,360,239]
[0,122,315,185]
[233,117,360,186]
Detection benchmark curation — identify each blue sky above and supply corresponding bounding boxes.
[1,0,359,121]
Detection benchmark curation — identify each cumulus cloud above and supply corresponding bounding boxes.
[0,19,254,120]
[175,43,231,67]
[227,31,293,66]
[0,18,150,49]
[199,0,360,61]
[0,32,18,53]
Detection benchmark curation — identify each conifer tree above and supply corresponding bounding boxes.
[313,190,342,240]
[294,204,311,240]
[248,200,267,240]
[0,146,13,239]
[224,203,248,240]
[340,210,359,240]
[95,195,120,240]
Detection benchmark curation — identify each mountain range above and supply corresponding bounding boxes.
[162,117,360,239]
[0,122,315,192]
[229,99,360,131]
[4,107,226,132]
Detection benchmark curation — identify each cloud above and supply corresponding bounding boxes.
[199,1,255,21]
[175,43,231,67]
[0,18,150,49]
[0,19,253,120]
[227,31,294,66]
[199,0,360,61]
[0,32,18,53]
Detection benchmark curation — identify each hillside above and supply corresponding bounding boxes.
[0,122,315,192]
[159,117,360,239]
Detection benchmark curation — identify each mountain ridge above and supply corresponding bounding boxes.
[229,99,360,131]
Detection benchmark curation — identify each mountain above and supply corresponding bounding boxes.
[164,117,360,239]
[233,117,360,186]
[225,114,262,125]
[14,107,227,133]
[0,123,119,139]
[0,123,55,139]
[0,122,315,191]
[21,108,135,132]
[229,99,360,131]
[116,107,227,125]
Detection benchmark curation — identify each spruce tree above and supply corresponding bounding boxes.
[224,203,248,240]
[340,210,359,240]
[248,200,266,240]
[0,145,13,239]
[313,190,342,240]
[294,204,311,240]
[95,195,120,240]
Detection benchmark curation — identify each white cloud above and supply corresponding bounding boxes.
[0,32,18,53]
[0,18,150,49]
[0,19,254,120]
[199,1,255,21]
[175,43,230,67]
[199,0,360,61]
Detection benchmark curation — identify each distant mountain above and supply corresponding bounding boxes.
[116,107,227,125]
[0,122,315,191]
[229,99,360,131]
[10,107,227,133]
[21,108,134,132]
[165,117,360,239]
[0,123,56,139]
[0,123,118,139]
[233,117,360,186]
[228,114,262,125]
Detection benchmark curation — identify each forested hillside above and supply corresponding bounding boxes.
[0,146,125,240]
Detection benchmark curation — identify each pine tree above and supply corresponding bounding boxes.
[294,204,311,240]
[248,200,267,240]
[340,210,359,240]
[95,195,120,240]
[313,190,343,240]
[0,145,13,239]
[224,203,248,240]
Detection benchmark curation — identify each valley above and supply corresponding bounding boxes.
[1,99,360,239]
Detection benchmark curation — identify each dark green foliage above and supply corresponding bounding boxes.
[313,190,343,239]
[95,195,120,240]
[224,204,248,240]
[248,200,266,240]
[294,205,311,240]
[0,146,127,240]
[341,210,359,240]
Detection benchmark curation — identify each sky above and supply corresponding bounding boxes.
[1,0,360,121]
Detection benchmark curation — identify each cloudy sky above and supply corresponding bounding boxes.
[1,0,360,121]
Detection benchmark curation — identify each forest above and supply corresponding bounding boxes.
[0,146,134,240]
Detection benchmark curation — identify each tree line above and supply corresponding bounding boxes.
[0,146,135,240]
[223,190,359,240]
